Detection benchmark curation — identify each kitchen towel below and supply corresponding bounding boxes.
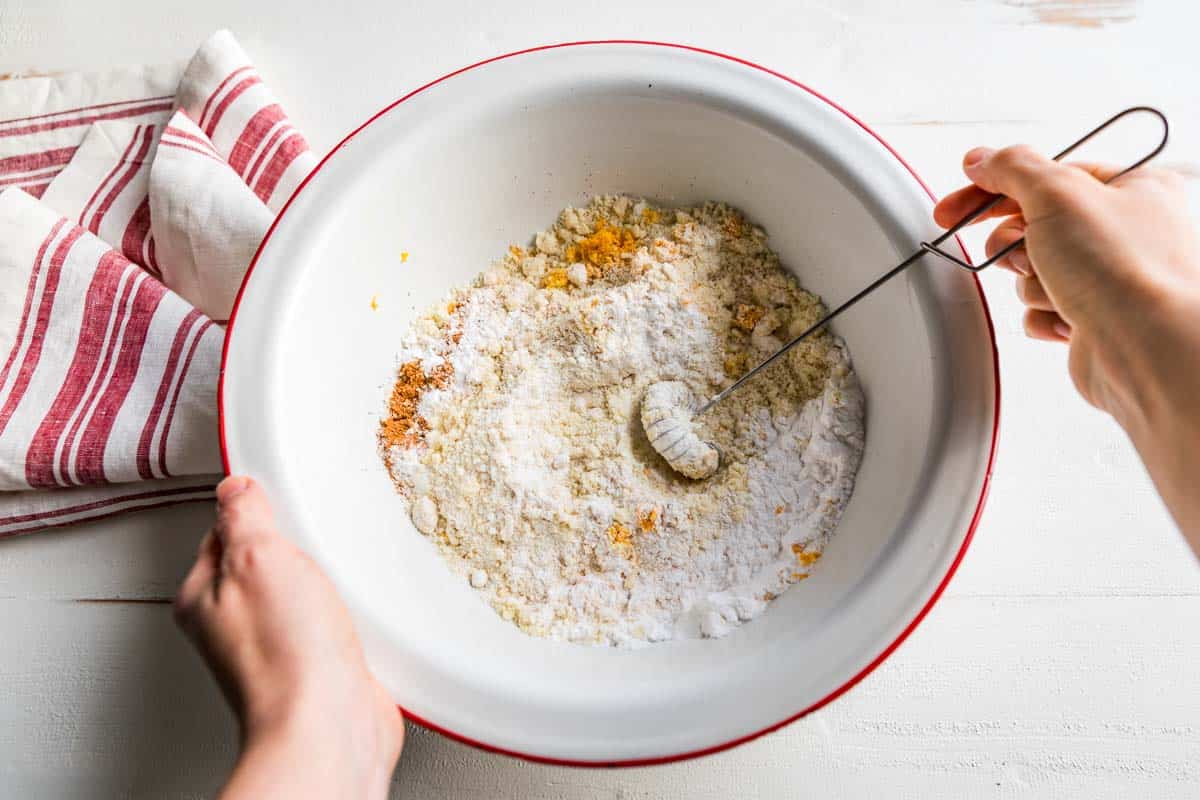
[0,30,316,536]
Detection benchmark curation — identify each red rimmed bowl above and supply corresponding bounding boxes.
[220,42,998,765]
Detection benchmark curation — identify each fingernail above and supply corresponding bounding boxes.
[1053,321,1071,340]
[964,147,992,170]
[216,476,250,504]
[1009,250,1032,276]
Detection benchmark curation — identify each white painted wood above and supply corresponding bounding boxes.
[0,502,213,600]
[0,595,1196,798]
[0,0,1198,796]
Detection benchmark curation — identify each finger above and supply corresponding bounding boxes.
[934,155,1126,230]
[984,216,1032,275]
[174,529,222,624]
[1063,160,1127,183]
[1015,275,1056,312]
[1024,309,1071,342]
[962,145,1083,222]
[933,184,1021,229]
[213,476,277,549]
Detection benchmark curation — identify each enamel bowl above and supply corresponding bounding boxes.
[220,42,998,765]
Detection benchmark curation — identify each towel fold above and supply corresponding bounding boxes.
[0,30,315,536]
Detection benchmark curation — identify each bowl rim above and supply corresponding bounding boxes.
[218,39,1001,767]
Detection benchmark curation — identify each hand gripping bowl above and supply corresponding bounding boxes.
[220,42,998,765]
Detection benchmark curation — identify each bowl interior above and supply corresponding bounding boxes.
[222,44,996,763]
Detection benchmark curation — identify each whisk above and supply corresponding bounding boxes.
[643,106,1169,479]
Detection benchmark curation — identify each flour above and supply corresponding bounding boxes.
[381,196,866,646]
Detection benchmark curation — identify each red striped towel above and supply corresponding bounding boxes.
[0,30,316,536]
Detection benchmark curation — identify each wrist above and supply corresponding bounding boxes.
[234,718,392,800]
[238,683,400,800]
[1095,279,1200,435]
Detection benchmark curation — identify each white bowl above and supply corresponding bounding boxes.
[220,42,998,765]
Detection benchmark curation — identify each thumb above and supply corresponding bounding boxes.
[214,475,277,548]
[963,145,1080,221]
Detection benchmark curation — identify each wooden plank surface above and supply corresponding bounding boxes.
[0,1,1198,797]
[0,595,1195,798]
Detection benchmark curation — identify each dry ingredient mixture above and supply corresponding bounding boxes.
[380,196,865,646]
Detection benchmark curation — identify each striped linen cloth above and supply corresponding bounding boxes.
[0,30,316,536]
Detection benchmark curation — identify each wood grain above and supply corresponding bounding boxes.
[1005,0,1136,29]
[0,1,1197,797]
[0,595,1195,798]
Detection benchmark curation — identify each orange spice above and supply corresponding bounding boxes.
[732,303,765,332]
[640,207,662,224]
[380,361,428,450]
[400,251,410,263]
[606,521,633,548]
[790,542,821,566]
[565,218,638,276]
[636,507,659,533]
[774,505,784,515]
[541,268,570,289]
[380,359,454,453]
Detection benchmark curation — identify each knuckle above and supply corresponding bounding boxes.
[1165,171,1188,191]
[993,144,1039,171]
[216,502,245,533]
[1029,171,1081,204]
[216,496,261,532]
[224,540,268,575]
[1145,166,1184,188]
[1151,168,1188,199]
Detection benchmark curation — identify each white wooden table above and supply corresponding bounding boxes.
[2,1,1198,797]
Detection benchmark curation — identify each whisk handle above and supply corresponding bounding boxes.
[920,106,1169,272]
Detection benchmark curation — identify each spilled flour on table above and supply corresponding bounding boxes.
[380,196,865,646]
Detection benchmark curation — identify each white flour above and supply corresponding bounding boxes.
[381,197,865,646]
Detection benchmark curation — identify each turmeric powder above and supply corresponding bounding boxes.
[565,218,639,277]
[541,268,570,289]
[607,521,633,547]
[791,542,821,566]
[636,506,659,533]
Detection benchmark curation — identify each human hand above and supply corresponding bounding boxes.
[935,145,1200,545]
[174,476,403,800]
[934,146,1200,422]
